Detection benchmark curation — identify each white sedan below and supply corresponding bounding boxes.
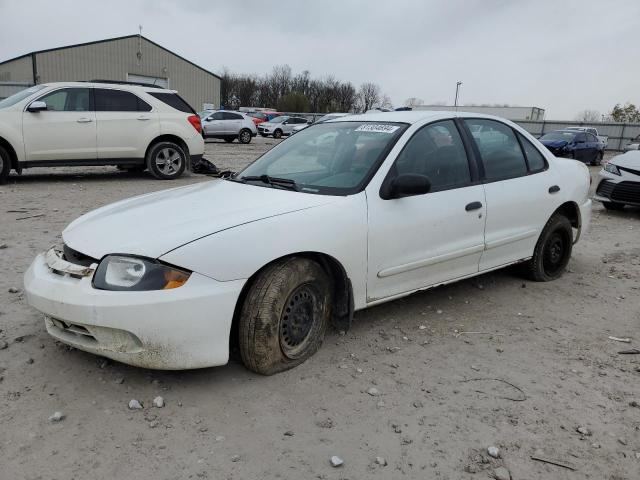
[24,112,592,374]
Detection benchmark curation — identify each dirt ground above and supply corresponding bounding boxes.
[0,139,639,480]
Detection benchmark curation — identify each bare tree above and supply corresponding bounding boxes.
[404,97,424,108]
[574,109,601,123]
[357,82,381,112]
[376,94,393,110]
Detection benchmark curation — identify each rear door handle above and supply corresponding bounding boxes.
[548,185,560,194]
[137,116,150,121]
[465,201,483,211]
[76,117,93,123]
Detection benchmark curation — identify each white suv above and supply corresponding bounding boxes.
[0,81,205,182]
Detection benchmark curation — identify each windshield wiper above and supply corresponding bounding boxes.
[240,175,299,191]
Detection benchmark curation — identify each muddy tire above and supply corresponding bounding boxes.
[273,129,283,139]
[239,257,332,375]
[523,214,573,281]
[0,145,10,184]
[239,129,252,144]
[603,201,624,211]
[147,142,186,180]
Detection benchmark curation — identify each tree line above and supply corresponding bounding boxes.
[220,65,392,113]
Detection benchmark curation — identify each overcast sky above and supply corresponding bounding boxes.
[0,0,637,119]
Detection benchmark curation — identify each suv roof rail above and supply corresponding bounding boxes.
[81,79,166,89]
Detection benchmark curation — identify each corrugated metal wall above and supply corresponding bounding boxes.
[33,37,219,111]
[0,56,33,83]
[516,120,640,150]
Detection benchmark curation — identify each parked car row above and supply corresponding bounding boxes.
[0,81,205,182]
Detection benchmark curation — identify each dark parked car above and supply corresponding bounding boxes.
[539,130,604,165]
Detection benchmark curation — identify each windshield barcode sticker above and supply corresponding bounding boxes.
[355,124,400,134]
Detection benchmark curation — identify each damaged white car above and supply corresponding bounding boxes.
[24,112,592,374]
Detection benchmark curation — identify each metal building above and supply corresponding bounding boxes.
[0,34,220,111]
[414,105,545,121]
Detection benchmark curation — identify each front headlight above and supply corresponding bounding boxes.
[604,162,621,176]
[93,255,191,291]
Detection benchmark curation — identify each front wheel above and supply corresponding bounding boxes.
[273,129,283,139]
[523,214,573,281]
[147,142,186,180]
[0,145,10,184]
[603,201,625,211]
[239,129,252,144]
[239,257,332,375]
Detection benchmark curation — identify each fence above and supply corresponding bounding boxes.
[514,120,640,151]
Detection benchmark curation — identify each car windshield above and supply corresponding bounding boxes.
[540,131,576,142]
[234,121,407,195]
[269,116,287,124]
[0,85,47,109]
[316,114,343,123]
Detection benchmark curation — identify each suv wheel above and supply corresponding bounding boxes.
[0,146,10,184]
[239,129,252,144]
[147,142,186,180]
[273,129,283,139]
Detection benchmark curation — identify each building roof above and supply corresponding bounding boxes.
[0,34,221,80]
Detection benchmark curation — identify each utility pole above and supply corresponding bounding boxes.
[454,81,462,109]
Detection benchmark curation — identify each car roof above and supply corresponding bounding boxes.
[39,81,174,93]
[327,110,517,125]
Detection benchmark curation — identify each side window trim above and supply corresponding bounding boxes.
[379,118,479,199]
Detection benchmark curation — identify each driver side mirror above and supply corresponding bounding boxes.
[381,174,431,200]
[27,101,47,112]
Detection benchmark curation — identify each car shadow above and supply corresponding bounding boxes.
[4,169,205,185]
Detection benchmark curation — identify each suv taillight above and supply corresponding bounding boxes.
[187,115,202,134]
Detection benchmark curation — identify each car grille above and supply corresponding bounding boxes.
[63,244,98,267]
[611,181,640,204]
[596,179,615,198]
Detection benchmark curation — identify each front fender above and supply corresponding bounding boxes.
[0,111,26,163]
[159,193,369,309]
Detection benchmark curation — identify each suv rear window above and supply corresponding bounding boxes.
[147,92,195,113]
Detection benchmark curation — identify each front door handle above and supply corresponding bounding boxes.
[548,185,560,194]
[465,201,483,211]
[77,117,93,123]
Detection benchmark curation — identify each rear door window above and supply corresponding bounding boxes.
[517,132,547,173]
[94,89,151,112]
[223,112,243,120]
[464,119,528,181]
[147,92,195,113]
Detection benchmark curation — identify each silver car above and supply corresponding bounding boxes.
[258,116,309,138]
[200,110,257,144]
[594,151,640,210]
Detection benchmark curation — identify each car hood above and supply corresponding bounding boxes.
[540,139,568,148]
[610,151,640,169]
[62,180,337,260]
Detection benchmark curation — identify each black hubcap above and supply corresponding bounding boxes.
[542,231,567,276]
[280,285,316,358]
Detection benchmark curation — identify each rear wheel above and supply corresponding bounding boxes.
[239,129,252,144]
[273,129,283,139]
[591,151,603,166]
[147,142,186,180]
[239,257,332,375]
[0,146,10,184]
[603,201,625,211]
[523,214,573,281]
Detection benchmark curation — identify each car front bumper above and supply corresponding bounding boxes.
[24,251,245,370]
[593,169,640,207]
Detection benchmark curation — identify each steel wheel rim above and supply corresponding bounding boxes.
[155,148,182,175]
[279,284,318,359]
[542,231,568,276]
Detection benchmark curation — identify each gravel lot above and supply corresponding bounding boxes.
[0,139,639,480]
